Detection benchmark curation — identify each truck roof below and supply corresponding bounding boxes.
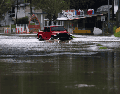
[44,25,64,28]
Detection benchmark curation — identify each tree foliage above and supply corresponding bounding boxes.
[70,0,112,11]
[0,0,16,20]
[16,16,29,24]
[24,0,113,25]
[31,0,70,25]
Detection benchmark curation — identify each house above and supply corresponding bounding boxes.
[56,9,103,34]
[12,3,47,30]
[0,2,48,31]
[0,0,25,26]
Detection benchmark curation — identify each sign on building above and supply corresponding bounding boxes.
[88,9,94,14]
[101,16,105,21]
[28,14,40,33]
[76,9,84,16]
[62,9,84,18]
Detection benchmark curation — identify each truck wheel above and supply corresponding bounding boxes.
[69,37,73,40]
[51,37,54,40]
[39,36,42,41]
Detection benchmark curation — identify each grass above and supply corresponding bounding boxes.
[99,47,107,49]
[71,36,76,38]
[96,44,103,46]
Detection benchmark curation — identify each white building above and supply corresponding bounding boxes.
[114,0,118,14]
[0,3,48,30]
[0,10,15,26]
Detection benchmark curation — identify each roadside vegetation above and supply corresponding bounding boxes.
[96,44,107,49]
[96,44,103,46]
[71,36,76,38]
[113,26,120,37]
[0,0,16,20]
[114,31,120,37]
[99,47,107,49]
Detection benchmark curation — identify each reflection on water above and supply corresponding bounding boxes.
[0,51,120,94]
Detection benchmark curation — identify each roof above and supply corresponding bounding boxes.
[56,13,103,21]
[97,5,112,12]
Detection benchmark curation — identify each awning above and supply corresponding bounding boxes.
[56,13,103,21]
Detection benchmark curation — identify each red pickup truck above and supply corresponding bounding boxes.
[37,25,72,40]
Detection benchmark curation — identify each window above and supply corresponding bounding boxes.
[44,27,50,32]
[51,26,65,31]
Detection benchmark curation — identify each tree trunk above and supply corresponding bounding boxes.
[112,0,114,21]
[30,0,32,16]
[16,0,18,24]
[49,20,51,26]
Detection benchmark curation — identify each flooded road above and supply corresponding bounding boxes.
[0,34,120,94]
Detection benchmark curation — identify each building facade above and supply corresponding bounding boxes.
[0,3,48,31]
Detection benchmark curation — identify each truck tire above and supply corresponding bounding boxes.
[49,36,54,40]
[39,36,42,41]
[69,37,73,40]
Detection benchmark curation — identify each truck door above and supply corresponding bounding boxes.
[43,27,51,39]
[46,27,51,39]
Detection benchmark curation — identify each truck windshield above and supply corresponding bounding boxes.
[51,27,65,31]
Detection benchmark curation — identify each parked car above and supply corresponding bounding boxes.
[37,25,72,41]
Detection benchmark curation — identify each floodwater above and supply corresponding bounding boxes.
[0,34,120,94]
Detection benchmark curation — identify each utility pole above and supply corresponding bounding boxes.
[16,0,18,24]
[30,0,32,17]
[112,0,114,22]
[116,0,120,28]
[108,0,110,33]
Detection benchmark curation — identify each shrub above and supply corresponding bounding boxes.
[16,16,29,24]
[30,23,35,25]
[99,47,107,49]
[11,24,16,28]
[6,25,10,27]
[97,44,103,46]
[114,31,120,37]
[113,26,117,34]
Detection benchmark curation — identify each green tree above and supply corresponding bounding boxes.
[0,0,16,20]
[16,16,29,24]
[32,0,70,25]
[69,0,111,11]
